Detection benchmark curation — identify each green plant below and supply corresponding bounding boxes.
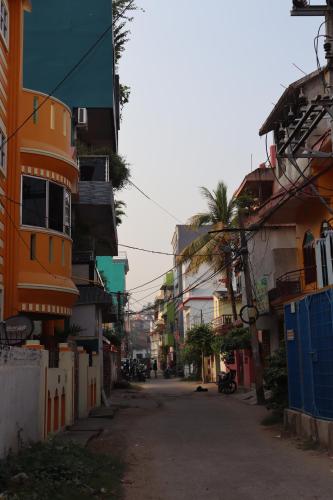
[0,438,124,499]
[182,324,214,380]
[55,323,84,343]
[264,345,288,414]
[104,328,122,347]
[212,327,251,354]
[115,199,127,226]
[112,1,144,118]
[119,84,131,116]
[112,0,143,65]
[76,142,131,191]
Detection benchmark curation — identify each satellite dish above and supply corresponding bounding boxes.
[0,315,34,346]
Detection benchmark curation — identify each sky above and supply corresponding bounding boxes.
[117,0,325,309]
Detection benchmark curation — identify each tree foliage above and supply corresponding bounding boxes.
[115,199,127,226]
[112,0,142,66]
[184,324,215,360]
[264,345,288,413]
[112,0,143,117]
[104,327,122,347]
[212,327,251,354]
[77,142,131,191]
[177,181,239,319]
[119,83,131,116]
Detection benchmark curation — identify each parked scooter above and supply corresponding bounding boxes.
[217,369,237,394]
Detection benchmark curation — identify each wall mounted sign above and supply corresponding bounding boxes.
[287,329,295,341]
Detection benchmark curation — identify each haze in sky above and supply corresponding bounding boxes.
[117,0,324,309]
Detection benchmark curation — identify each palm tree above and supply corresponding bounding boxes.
[177,181,238,321]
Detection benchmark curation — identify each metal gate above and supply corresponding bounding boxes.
[285,288,333,420]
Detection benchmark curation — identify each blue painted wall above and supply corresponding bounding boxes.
[24,0,114,109]
[285,289,333,420]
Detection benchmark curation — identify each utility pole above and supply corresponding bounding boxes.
[291,2,333,95]
[239,214,265,405]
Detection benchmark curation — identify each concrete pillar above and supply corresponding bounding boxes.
[23,341,48,440]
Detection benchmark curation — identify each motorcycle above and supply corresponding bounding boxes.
[136,363,147,382]
[218,369,237,394]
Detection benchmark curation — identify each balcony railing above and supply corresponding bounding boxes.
[212,314,235,332]
[78,156,109,182]
[268,267,317,304]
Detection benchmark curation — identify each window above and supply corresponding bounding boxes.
[303,231,316,284]
[22,176,71,235]
[33,96,39,124]
[0,127,6,173]
[49,237,53,263]
[63,110,67,136]
[50,104,55,130]
[22,177,47,227]
[61,240,65,266]
[30,234,36,260]
[0,1,8,45]
[0,286,3,321]
[64,190,71,235]
[315,229,333,289]
[49,182,63,232]
[320,239,329,287]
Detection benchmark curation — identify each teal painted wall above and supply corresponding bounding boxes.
[24,0,114,109]
[97,256,126,294]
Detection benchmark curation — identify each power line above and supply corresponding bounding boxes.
[119,242,224,256]
[129,266,225,316]
[0,2,137,285]
[5,9,128,149]
[128,180,183,223]
[131,138,333,319]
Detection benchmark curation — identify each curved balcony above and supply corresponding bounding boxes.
[212,314,240,334]
[17,229,78,318]
[73,155,117,255]
[268,267,317,305]
[20,89,78,189]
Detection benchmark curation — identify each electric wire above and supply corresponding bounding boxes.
[128,180,183,224]
[0,1,137,286]
[118,242,223,257]
[4,0,135,148]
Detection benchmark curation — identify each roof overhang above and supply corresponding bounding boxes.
[259,68,324,136]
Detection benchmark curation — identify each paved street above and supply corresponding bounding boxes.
[91,378,333,500]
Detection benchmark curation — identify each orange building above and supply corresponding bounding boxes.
[2,0,79,335]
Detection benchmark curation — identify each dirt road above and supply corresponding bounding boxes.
[91,379,333,500]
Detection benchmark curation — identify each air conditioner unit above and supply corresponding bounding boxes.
[77,107,88,127]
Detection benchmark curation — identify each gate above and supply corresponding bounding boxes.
[285,288,333,420]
